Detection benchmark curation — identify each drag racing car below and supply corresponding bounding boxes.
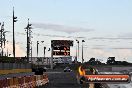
[76,65,98,84]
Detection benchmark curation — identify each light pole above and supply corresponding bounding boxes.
[13,7,17,59]
[0,22,4,57]
[48,48,50,64]
[82,40,85,63]
[0,22,1,56]
[76,40,79,63]
[7,41,8,57]
[37,41,39,57]
[30,41,33,63]
[0,23,8,57]
[44,47,46,64]
[75,45,77,63]
[41,45,46,64]
[25,18,32,62]
[41,41,45,63]
[41,41,44,58]
[44,47,46,58]
[3,31,8,56]
[37,41,45,57]
[51,41,54,69]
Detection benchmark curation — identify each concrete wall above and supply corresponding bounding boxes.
[97,67,112,72]
[97,66,132,72]
[0,63,31,70]
[112,67,132,72]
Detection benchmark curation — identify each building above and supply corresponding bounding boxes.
[29,56,72,65]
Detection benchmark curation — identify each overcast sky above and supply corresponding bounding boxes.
[0,0,132,62]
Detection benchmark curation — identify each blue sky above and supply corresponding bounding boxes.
[0,0,132,62]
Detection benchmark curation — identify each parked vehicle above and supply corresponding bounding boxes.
[64,67,72,72]
[32,66,47,75]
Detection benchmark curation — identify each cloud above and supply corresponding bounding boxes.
[84,48,132,62]
[115,49,132,58]
[33,33,86,39]
[92,47,104,49]
[118,33,132,38]
[4,42,26,57]
[83,48,115,62]
[32,23,94,34]
[92,47,132,50]
[6,31,86,39]
[92,49,115,57]
[111,48,132,49]
[88,32,132,41]
[88,37,132,40]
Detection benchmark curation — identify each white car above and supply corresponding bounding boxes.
[64,67,72,72]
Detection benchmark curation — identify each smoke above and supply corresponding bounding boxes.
[32,23,94,34]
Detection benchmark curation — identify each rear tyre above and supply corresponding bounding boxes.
[80,76,86,84]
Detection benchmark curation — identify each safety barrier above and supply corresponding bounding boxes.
[0,74,49,88]
[0,69,32,75]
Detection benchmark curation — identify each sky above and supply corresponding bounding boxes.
[0,0,132,63]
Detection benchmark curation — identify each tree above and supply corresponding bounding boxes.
[107,57,116,65]
[89,58,96,65]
